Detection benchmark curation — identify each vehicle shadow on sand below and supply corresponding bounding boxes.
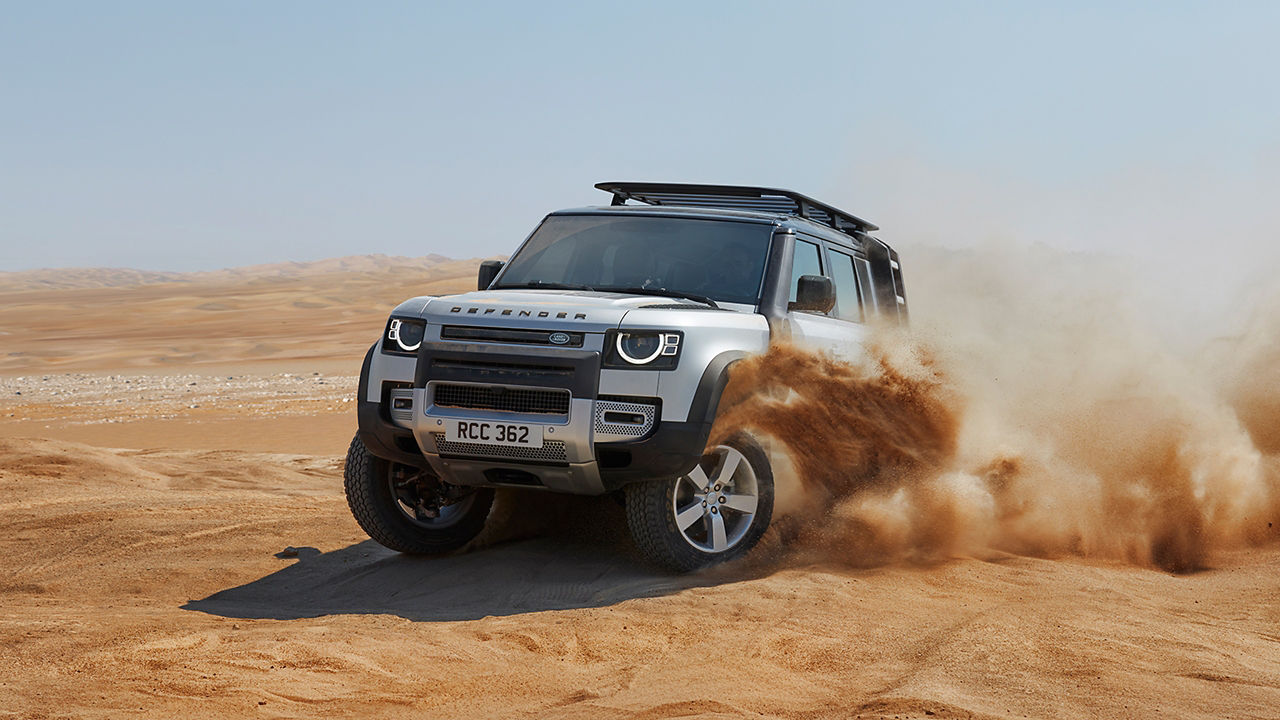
[183,492,737,622]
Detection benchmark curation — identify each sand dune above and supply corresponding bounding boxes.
[0,253,463,291]
[0,254,486,373]
[3,254,1279,718]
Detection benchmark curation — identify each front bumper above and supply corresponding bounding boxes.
[413,388,604,493]
[355,342,712,495]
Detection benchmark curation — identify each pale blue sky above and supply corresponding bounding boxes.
[3,1,1279,277]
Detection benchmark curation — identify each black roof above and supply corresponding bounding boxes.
[595,181,879,234]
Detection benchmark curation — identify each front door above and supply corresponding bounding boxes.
[786,237,867,362]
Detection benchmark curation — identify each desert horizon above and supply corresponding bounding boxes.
[3,252,1278,718]
[0,254,487,455]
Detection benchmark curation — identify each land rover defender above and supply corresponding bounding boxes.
[345,182,908,571]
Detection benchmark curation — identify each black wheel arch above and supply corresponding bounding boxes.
[688,349,750,427]
[355,342,432,469]
[598,349,748,490]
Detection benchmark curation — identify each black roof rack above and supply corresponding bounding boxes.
[595,181,879,233]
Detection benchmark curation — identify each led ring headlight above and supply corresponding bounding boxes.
[616,332,680,365]
[387,318,424,352]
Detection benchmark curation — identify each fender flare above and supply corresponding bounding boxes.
[688,350,750,426]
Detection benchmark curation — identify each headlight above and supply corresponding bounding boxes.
[604,331,682,369]
[382,317,426,355]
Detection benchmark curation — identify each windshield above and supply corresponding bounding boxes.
[495,215,772,305]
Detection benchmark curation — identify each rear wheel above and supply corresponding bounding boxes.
[625,433,774,572]
[343,435,493,554]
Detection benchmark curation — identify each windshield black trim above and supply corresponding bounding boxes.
[588,286,719,309]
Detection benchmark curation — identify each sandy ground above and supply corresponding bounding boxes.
[2,258,1279,719]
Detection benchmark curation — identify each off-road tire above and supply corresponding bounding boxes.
[343,434,493,555]
[625,432,774,573]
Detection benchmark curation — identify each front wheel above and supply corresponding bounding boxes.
[625,433,774,572]
[343,435,493,555]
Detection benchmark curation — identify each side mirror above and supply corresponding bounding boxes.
[477,260,504,290]
[791,275,835,313]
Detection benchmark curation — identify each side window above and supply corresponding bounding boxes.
[854,256,876,314]
[789,239,824,302]
[828,249,863,322]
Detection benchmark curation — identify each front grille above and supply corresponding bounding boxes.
[416,344,595,398]
[431,434,568,463]
[441,325,585,347]
[433,383,570,415]
[428,357,576,387]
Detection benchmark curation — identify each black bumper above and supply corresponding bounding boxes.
[354,345,431,469]
[595,420,711,491]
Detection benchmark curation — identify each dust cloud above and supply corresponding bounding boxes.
[712,245,1280,573]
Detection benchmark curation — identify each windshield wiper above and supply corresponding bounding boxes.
[494,282,720,308]
[493,281,597,291]
[594,286,720,309]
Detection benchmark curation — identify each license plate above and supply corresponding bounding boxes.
[445,420,543,448]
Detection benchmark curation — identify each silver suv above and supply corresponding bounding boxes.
[344,182,908,571]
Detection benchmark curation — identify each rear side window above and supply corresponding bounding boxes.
[789,239,824,302]
[828,249,863,322]
[854,256,876,314]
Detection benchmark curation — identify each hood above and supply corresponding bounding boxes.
[417,289,711,333]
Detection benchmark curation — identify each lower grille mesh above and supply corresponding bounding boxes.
[431,434,568,463]
[433,383,570,415]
